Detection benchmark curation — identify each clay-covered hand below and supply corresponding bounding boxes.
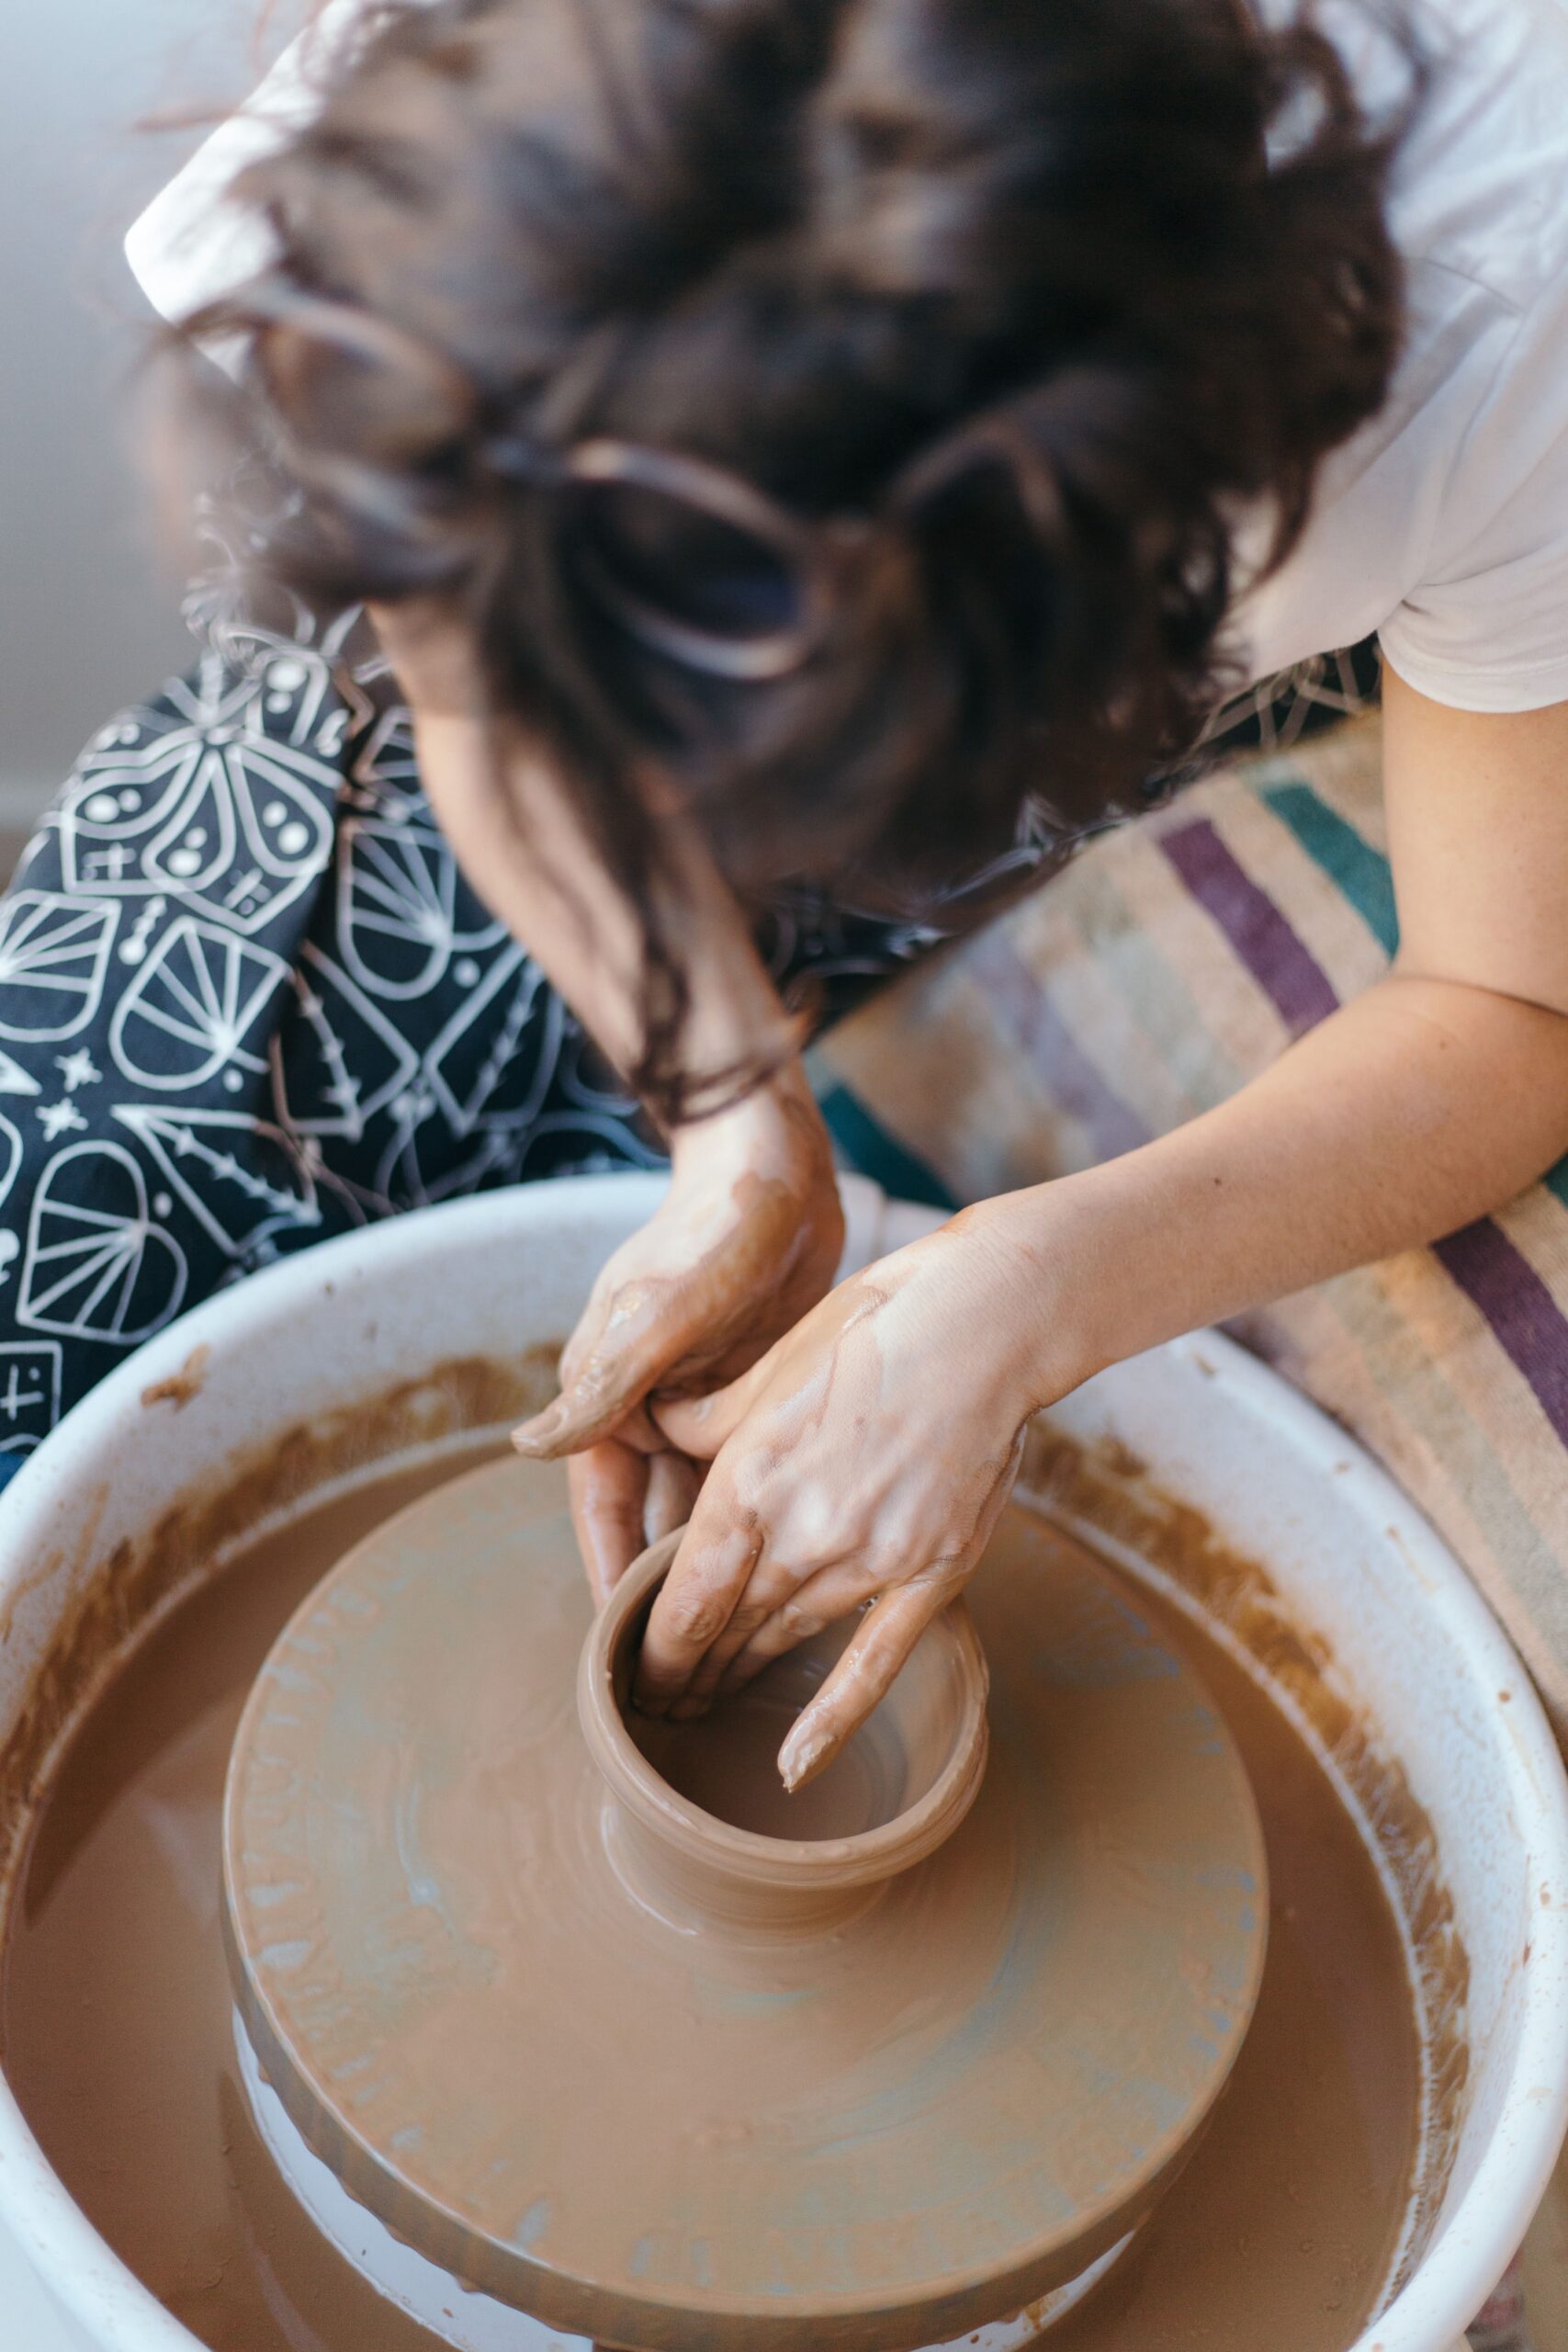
[513,1069,845,1604]
[639,1209,1062,1791]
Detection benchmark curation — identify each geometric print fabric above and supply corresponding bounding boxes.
[0,630,666,1450]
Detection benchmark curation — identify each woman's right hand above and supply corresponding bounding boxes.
[513,1066,844,1602]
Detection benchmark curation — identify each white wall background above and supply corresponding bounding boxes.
[0,2,266,831]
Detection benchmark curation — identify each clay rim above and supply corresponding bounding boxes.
[577,1528,992,1892]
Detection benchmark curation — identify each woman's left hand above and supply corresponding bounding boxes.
[641,1206,1075,1791]
[513,1067,845,1603]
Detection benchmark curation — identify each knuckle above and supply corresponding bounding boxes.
[663,1585,733,1647]
[789,1487,840,1556]
[724,1458,774,1516]
[863,1534,908,1588]
[722,1597,771,1642]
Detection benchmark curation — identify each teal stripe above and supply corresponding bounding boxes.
[1546,1159,1568,1214]
[1263,782,1399,956]
[817,1083,958,1211]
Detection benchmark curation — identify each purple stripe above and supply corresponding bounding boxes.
[1435,1219,1568,1450]
[1160,820,1339,1035]
[965,933,1149,1162]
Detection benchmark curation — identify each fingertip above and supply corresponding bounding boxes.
[516,1370,653,1460]
[631,1643,682,1720]
[511,1401,569,1457]
[778,1712,836,1793]
[635,1640,700,1720]
[774,1586,944,1792]
[652,1358,763,1460]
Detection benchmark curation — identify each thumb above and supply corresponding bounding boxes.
[651,1347,776,1460]
[512,1356,668,1460]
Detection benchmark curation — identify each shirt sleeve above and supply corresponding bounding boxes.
[1380,282,1568,713]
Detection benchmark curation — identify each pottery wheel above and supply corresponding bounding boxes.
[223,1455,1268,2351]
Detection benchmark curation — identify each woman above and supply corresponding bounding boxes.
[8,0,1568,1793]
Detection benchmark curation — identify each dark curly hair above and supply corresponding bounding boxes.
[176,0,1416,1117]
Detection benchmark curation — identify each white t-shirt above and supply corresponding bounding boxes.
[127,0,1568,714]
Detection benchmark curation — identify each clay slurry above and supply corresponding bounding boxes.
[222,1456,1264,2342]
[0,1449,1420,2352]
[631,1630,912,1840]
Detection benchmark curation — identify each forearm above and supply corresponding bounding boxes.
[985,971,1568,1399]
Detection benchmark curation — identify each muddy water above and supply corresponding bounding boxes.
[1042,1565,1420,2350]
[0,1453,1420,2352]
[632,1638,914,1842]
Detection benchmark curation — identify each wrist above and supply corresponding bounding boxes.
[668,1069,844,1300]
[948,1184,1113,1414]
[668,1059,827,1181]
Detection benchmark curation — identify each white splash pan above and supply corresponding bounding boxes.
[0,1172,1562,2352]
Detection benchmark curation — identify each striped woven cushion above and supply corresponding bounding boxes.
[813,712,1568,1746]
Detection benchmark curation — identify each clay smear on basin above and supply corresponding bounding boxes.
[0,1416,1435,2352]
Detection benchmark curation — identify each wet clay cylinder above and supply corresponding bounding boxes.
[222,1454,1269,2351]
[580,1526,991,1940]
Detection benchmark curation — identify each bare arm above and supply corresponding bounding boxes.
[986,673,1568,1364]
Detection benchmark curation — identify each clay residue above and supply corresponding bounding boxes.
[0,1349,560,1902]
[1018,1420,1470,2293]
[140,1344,212,1412]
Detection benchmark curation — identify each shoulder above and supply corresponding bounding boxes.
[1238,0,1568,708]
[1382,0,1568,312]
